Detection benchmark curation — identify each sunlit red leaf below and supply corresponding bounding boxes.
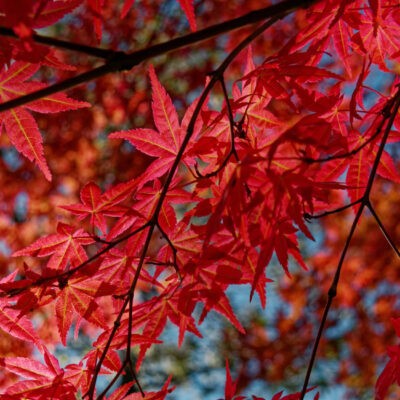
[13,222,94,271]
[0,300,42,349]
[0,62,89,179]
[177,0,197,31]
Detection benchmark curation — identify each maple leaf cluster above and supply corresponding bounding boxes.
[0,1,398,400]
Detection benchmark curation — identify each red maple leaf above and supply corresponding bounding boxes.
[346,127,400,204]
[55,275,111,345]
[110,65,198,184]
[177,0,197,31]
[0,1,81,33]
[0,347,77,399]
[0,62,89,180]
[223,360,246,400]
[13,222,94,272]
[60,179,137,234]
[354,5,400,70]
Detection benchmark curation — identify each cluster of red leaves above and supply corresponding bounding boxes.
[221,179,400,398]
[0,0,399,399]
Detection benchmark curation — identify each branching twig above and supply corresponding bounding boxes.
[85,15,288,400]
[2,222,150,298]
[97,361,127,400]
[195,75,239,179]
[220,76,240,161]
[304,198,363,220]
[367,202,400,258]
[300,86,400,399]
[0,2,322,397]
[155,222,181,283]
[274,108,388,165]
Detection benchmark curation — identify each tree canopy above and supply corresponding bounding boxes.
[0,1,399,399]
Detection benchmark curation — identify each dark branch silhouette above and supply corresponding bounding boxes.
[300,86,400,399]
[0,0,316,114]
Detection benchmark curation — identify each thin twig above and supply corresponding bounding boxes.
[195,76,239,178]
[300,201,364,399]
[97,361,128,400]
[220,76,240,161]
[367,202,400,257]
[273,109,388,165]
[300,86,400,399]
[304,198,363,220]
[156,222,181,280]
[85,16,288,400]
[85,221,155,399]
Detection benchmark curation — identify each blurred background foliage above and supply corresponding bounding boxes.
[0,1,399,399]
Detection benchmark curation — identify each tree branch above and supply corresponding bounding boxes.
[0,27,119,59]
[0,0,317,113]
